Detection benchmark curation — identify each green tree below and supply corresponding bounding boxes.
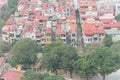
[110,41,120,54]
[90,46,120,80]
[103,35,113,47]
[42,41,64,74]
[84,42,103,53]
[61,44,78,78]
[42,40,78,77]
[115,14,120,22]
[42,39,63,74]
[21,70,64,80]
[8,0,19,14]
[0,53,5,57]
[45,75,65,80]
[10,38,38,68]
[0,41,10,53]
[36,44,43,53]
[74,56,98,80]
[0,20,6,30]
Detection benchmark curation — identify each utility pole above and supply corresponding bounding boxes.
[74,0,84,48]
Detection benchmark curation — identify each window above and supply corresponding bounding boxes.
[117,28,120,30]
[32,36,34,38]
[5,37,8,40]
[9,34,14,37]
[2,32,7,34]
[99,38,101,41]
[72,34,75,37]
[72,39,75,41]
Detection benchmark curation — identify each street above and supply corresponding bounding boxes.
[92,69,120,80]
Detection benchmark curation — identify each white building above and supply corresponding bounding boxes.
[115,0,120,16]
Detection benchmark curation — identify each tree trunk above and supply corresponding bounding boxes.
[70,70,73,78]
[103,74,105,80]
[55,70,57,75]
[86,76,89,80]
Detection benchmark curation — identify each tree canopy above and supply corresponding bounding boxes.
[0,41,11,53]
[42,39,78,77]
[8,0,19,14]
[110,41,120,54]
[115,14,120,22]
[42,40,64,74]
[61,44,78,78]
[74,56,98,80]
[89,46,120,80]
[83,42,103,53]
[21,70,65,80]
[10,38,38,68]
[103,35,113,47]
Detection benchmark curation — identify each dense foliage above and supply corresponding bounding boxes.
[21,70,65,80]
[0,41,10,53]
[115,14,120,22]
[89,46,120,80]
[42,39,78,77]
[74,56,98,80]
[103,35,113,47]
[110,41,120,54]
[9,38,38,68]
[8,0,19,14]
[83,42,103,53]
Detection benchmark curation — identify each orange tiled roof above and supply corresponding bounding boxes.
[83,21,105,36]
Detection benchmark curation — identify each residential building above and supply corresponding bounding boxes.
[2,0,120,47]
[1,70,24,80]
[115,0,120,16]
[82,21,105,44]
[102,19,120,42]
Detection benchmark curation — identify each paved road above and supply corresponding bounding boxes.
[92,69,120,80]
[62,69,120,80]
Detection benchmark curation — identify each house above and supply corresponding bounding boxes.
[115,0,120,16]
[0,57,6,76]
[56,25,66,43]
[1,70,24,80]
[2,25,17,43]
[78,1,99,21]
[103,19,120,42]
[45,28,52,44]
[82,21,105,44]
[2,0,120,47]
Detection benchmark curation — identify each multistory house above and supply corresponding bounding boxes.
[79,1,98,21]
[102,19,120,42]
[115,0,120,16]
[82,21,105,44]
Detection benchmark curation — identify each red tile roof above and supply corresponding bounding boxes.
[104,22,120,28]
[39,16,48,21]
[2,25,17,33]
[81,15,99,19]
[101,19,113,24]
[33,30,41,37]
[2,70,24,80]
[0,0,7,8]
[83,21,105,36]
[46,28,51,34]
[56,25,66,35]
[17,18,26,24]
[6,17,14,25]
